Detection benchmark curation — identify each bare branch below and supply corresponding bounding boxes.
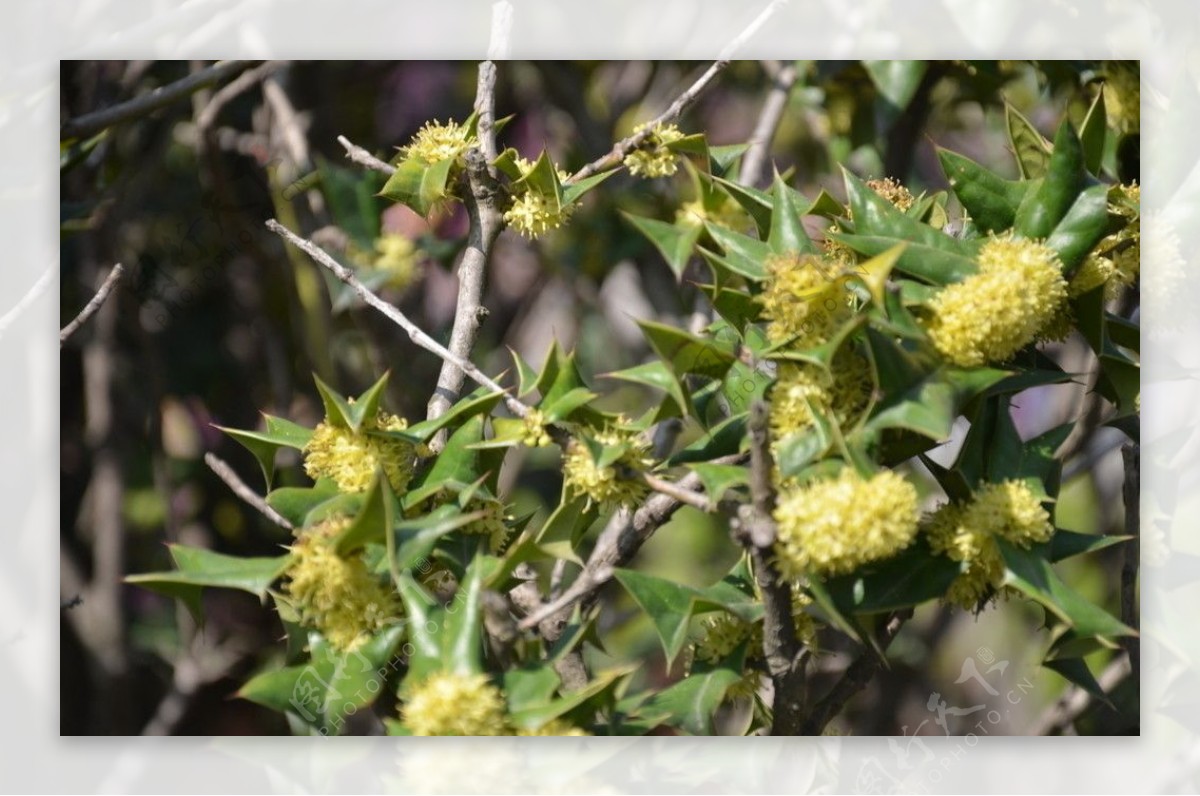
[642,472,714,512]
[740,61,798,188]
[567,60,731,184]
[195,60,286,134]
[204,453,293,531]
[1121,443,1140,687]
[63,60,257,140]
[337,135,395,175]
[60,264,124,347]
[800,609,913,735]
[265,219,528,418]
[518,454,747,632]
[1029,654,1131,735]
[425,61,504,447]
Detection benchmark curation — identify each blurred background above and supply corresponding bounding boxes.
[60,60,1137,735]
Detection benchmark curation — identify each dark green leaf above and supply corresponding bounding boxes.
[216,414,313,490]
[998,539,1135,639]
[767,172,817,254]
[703,223,771,280]
[686,462,749,503]
[1014,119,1086,239]
[1079,90,1108,176]
[613,569,698,666]
[503,666,562,714]
[266,479,340,527]
[405,415,486,505]
[642,646,745,735]
[937,148,1029,233]
[668,413,747,464]
[637,318,736,380]
[400,387,506,442]
[1046,185,1111,273]
[823,539,962,614]
[126,546,291,622]
[604,360,691,418]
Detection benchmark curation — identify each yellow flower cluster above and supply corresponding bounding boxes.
[370,233,420,291]
[925,235,1068,367]
[867,177,915,212]
[624,122,685,178]
[773,469,920,578]
[519,408,553,448]
[285,518,401,652]
[925,479,1054,610]
[400,672,510,736]
[562,422,654,508]
[400,119,476,165]
[303,409,418,494]
[503,158,574,239]
[460,497,514,554]
[759,252,854,348]
[690,592,817,701]
[400,672,592,736]
[769,350,873,439]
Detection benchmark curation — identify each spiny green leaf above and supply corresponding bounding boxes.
[636,318,737,380]
[125,546,292,623]
[604,359,691,418]
[1006,103,1052,179]
[379,156,456,216]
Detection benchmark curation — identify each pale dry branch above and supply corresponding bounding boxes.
[567,60,731,184]
[425,61,504,447]
[63,60,257,140]
[60,263,124,347]
[337,135,395,175]
[204,453,293,530]
[740,61,798,188]
[265,219,528,418]
[642,472,714,512]
[195,60,286,134]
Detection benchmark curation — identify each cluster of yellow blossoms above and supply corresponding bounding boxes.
[924,235,1068,367]
[769,351,874,440]
[759,252,854,348]
[866,177,915,212]
[303,409,419,495]
[399,672,590,736]
[519,408,553,448]
[400,119,476,166]
[562,421,654,508]
[624,122,685,178]
[284,518,402,652]
[503,157,575,239]
[773,469,920,578]
[925,479,1054,610]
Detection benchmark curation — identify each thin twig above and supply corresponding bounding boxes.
[740,61,798,188]
[60,263,124,347]
[204,453,293,530]
[799,609,913,735]
[195,60,286,134]
[567,60,731,184]
[62,60,257,140]
[642,472,714,512]
[1029,654,1131,735]
[1121,444,1140,689]
[337,135,395,175]
[265,219,528,418]
[518,453,747,632]
[425,61,504,449]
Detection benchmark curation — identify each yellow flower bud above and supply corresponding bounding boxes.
[624,122,685,178]
[303,410,418,495]
[400,119,476,165]
[759,252,856,348]
[562,422,654,508]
